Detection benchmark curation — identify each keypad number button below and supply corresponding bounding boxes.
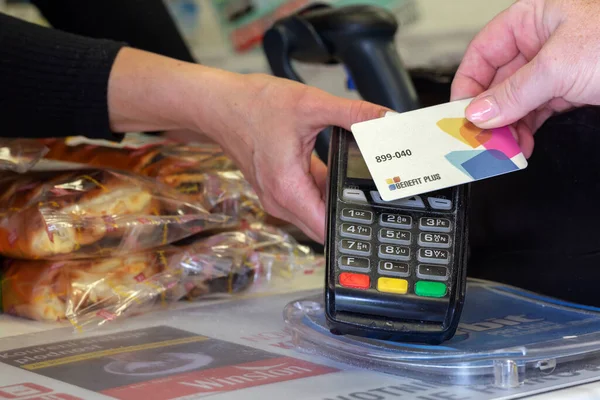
[378,261,410,277]
[340,256,370,272]
[418,232,451,248]
[417,264,449,281]
[418,248,450,264]
[419,217,451,232]
[340,239,371,256]
[341,208,373,224]
[380,213,412,229]
[379,228,411,245]
[340,223,372,240]
[378,244,410,261]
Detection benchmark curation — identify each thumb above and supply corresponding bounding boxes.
[327,98,390,131]
[465,56,553,129]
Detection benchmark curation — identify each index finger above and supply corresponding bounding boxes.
[451,4,523,101]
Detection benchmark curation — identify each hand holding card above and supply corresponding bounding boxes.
[350,98,528,201]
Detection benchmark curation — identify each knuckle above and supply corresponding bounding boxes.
[533,51,570,96]
[295,86,321,115]
[532,53,554,77]
[349,100,368,123]
[503,76,523,107]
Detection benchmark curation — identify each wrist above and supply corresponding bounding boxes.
[185,66,253,143]
[107,47,200,134]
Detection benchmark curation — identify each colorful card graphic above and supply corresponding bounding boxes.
[351,98,528,201]
[437,119,522,180]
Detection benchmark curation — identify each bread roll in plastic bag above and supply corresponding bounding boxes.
[41,137,236,176]
[1,223,323,331]
[0,168,230,260]
[164,170,265,222]
[39,137,266,221]
[0,138,49,173]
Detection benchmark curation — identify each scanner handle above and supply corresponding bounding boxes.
[340,39,419,112]
[262,3,337,162]
[262,3,335,84]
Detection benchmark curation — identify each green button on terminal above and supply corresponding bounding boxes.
[415,281,447,298]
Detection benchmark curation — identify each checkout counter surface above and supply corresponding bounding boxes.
[0,271,600,400]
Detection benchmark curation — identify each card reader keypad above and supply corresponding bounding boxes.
[340,256,370,272]
[379,228,411,245]
[340,223,372,240]
[380,213,411,229]
[341,208,373,224]
[378,261,409,277]
[340,239,371,256]
[419,217,451,232]
[378,244,410,260]
[418,248,450,264]
[336,191,455,299]
[418,232,451,248]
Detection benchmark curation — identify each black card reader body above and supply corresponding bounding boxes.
[324,127,470,344]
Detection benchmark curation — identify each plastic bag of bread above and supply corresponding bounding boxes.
[40,136,236,176]
[0,168,231,260]
[164,170,265,222]
[0,138,49,173]
[39,137,266,223]
[0,223,322,331]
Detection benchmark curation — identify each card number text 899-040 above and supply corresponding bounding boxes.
[375,150,413,163]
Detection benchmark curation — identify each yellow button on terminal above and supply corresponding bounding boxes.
[377,277,408,294]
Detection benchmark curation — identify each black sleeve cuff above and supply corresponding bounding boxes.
[0,13,126,140]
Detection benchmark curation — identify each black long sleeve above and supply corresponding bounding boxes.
[0,13,126,139]
[31,0,197,63]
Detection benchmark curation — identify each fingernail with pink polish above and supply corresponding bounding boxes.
[467,96,499,122]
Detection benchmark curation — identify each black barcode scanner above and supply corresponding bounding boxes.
[262,3,419,162]
[263,4,469,344]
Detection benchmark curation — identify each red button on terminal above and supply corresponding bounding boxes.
[339,272,370,289]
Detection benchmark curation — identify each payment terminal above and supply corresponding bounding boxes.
[263,3,470,344]
[324,127,470,344]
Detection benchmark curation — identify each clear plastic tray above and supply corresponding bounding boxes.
[284,278,600,388]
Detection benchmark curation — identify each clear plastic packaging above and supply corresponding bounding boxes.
[0,138,49,173]
[284,278,600,388]
[164,170,265,223]
[1,222,323,332]
[40,138,266,223]
[41,138,236,176]
[0,168,230,260]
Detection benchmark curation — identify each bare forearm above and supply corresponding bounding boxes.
[107,47,249,139]
[108,47,196,133]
